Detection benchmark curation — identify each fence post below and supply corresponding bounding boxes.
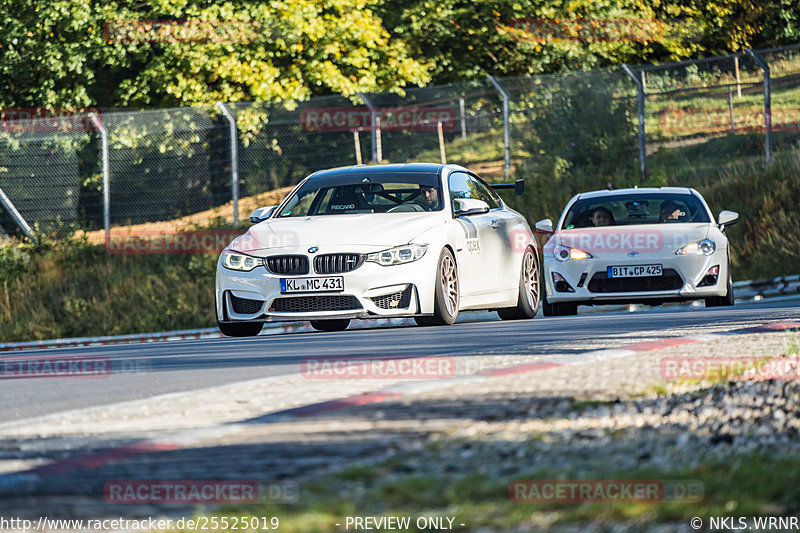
[376,116,383,163]
[0,186,35,242]
[459,96,467,139]
[216,102,239,227]
[358,92,379,163]
[353,131,362,165]
[438,121,446,164]
[728,85,735,132]
[88,112,109,243]
[487,76,511,179]
[622,64,647,182]
[746,49,772,166]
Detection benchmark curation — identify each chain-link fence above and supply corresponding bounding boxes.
[1,43,798,240]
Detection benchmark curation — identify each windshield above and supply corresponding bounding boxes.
[276,173,443,217]
[562,193,711,229]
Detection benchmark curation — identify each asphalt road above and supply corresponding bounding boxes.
[1,300,799,424]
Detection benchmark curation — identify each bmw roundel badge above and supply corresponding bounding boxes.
[308,246,319,253]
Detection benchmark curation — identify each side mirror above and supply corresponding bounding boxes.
[717,210,739,229]
[453,198,490,217]
[250,206,276,223]
[535,219,554,234]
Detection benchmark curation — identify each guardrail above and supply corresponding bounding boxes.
[733,274,800,299]
[0,279,796,352]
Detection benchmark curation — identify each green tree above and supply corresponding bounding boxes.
[0,0,430,109]
[375,0,791,84]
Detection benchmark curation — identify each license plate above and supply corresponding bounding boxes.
[607,264,662,278]
[280,276,344,293]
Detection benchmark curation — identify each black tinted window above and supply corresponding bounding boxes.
[562,193,710,228]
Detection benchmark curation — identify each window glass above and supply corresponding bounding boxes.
[562,193,711,228]
[469,175,500,209]
[448,172,474,201]
[276,173,443,216]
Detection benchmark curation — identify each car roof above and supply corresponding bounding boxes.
[576,187,695,200]
[307,163,468,179]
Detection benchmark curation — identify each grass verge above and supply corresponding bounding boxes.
[188,451,800,532]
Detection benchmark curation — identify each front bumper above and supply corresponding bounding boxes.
[543,252,729,305]
[215,248,438,322]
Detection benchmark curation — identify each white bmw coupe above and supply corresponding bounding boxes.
[215,163,540,335]
[536,187,739,316]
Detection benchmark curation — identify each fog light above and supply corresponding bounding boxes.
[698,265,720,287]
[552,272,575,293]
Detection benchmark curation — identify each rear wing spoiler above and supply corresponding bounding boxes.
[489,179,524,196]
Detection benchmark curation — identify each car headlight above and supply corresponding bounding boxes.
[367,244,428,266]
[675,239,716,256]
[221,251,263,271]
[554,245,593,262]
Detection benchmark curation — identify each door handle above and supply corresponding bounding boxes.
[491,219,500,229]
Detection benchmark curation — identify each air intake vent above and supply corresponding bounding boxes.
[230,295,264,314]
[270,296,362,312]
[588,269,683,293]
[371,286,413,309]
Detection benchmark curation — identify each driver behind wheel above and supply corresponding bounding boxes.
[659,200,685,222]
[418,185,440,210]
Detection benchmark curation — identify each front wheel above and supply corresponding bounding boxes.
[218,321,264,337]
[418,248,459,326]
[498,247,540,320]
[310,319,351,332]
[541,290,578,317]
[705,276,734,307]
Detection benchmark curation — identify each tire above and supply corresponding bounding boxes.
[218,321,264,337]
[310,319,351,332]
[541,281,556,317]
[498,247,540,320]
[414,316,439,327]
[418,248,459,326]
[541,289,578,316]
[216,297,263,337]
[553,303,578,316]
[705,270,734,307]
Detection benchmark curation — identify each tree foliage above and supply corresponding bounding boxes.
[376,0,796,84]
[0,0,430,109]
[0,0,795,107]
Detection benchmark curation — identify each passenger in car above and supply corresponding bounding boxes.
[590,207,614,227]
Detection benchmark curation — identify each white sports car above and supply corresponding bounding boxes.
[536,187,739,316]
[215,163,540,335]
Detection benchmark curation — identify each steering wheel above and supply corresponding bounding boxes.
[388,203,425,213]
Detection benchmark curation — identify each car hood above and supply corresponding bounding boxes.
[546,223,711,257]
[227,212,448,254]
